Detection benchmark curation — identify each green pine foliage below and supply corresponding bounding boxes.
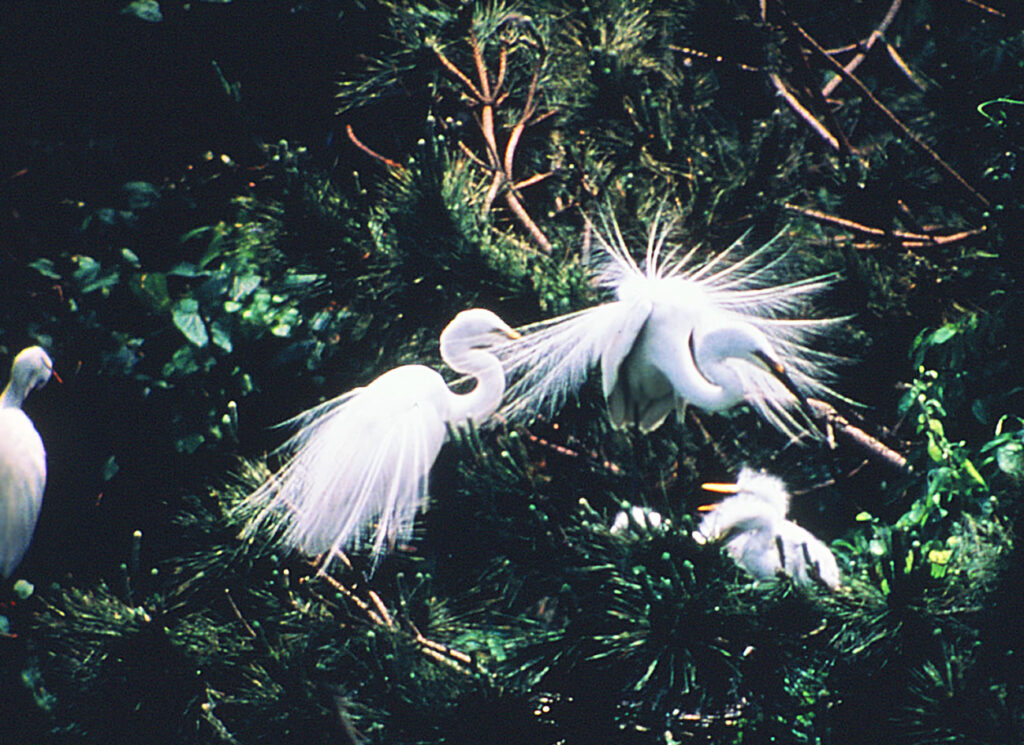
[2,1,1024,742]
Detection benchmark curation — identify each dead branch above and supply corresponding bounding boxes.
[808,399,911,472]
[783,202,986,248]
[821,0,903,98]
[787,18,991,209]
[434,36,554,253]
[955,0,1006,17]
[770,73,840,151]
[346,124,405,171]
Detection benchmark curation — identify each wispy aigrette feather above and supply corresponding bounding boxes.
[492,212,847,440]
[238,309,520,569]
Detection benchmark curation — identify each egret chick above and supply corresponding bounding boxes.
[494,214,843,440]
[694,467,840,590]
[1,346,54,579]
[241,309,520,567]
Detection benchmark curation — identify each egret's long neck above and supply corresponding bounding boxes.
[683,323,770,411]
[648,326,739,412]
[1,380,25,409]
[443,347,507,426]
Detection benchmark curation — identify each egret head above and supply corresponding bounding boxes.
[440,308,521,359]
[700,466,791,517]
[3,346,54,407]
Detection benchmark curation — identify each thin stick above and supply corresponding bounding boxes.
[224,588,257,639]
[770,73,839,151]
[808,399,910,472]
[886,43,927,91]
[788,17,991,209]
[434,47,483,100]
[821,0,903,98]
[784,202,986,246]
[955,0,1005,17]
[346,125,405,171]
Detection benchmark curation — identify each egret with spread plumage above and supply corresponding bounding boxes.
[240,308,520,567]
[494,214,844,440]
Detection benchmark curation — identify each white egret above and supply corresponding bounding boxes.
[610,505,666,536]
[241,308,520,566]
[694,467,840,590]
[493,214,844,440]
[1,346,54,579]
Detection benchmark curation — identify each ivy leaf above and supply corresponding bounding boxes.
[210,319,233,353]
[130,272,171,312]
[172,298,209,347]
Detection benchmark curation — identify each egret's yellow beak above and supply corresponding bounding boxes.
[506,328,522,339]
[701,481,740,495]
[697,480,739,512]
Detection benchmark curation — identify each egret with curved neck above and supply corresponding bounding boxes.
[493,213,842,439]
[1,346,54,578]
[241,308,519,567]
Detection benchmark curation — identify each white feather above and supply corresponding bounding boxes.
[696,467,841,590]
[492,213,846,439]
[1,346,53,578]
[239,309,518,568]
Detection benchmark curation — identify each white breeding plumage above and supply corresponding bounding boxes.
[241,308,520,566]
[493,214,844,440]
[1,346,54,579]
[694,467,840,590]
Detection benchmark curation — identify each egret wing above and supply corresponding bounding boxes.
[492,298,651,423]
[0,410,45,577]
[241,366,449,566]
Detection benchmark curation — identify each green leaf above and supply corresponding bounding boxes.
[121,0,162,22]
[230,274,261,301]
[172,298,209,347]
[929,324,958,345]
[29,258,62,280]
[210,319,233,353]
[962,458,986,487]
[130,272,172,311]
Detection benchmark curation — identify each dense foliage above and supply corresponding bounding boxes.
[2,1,1023,742]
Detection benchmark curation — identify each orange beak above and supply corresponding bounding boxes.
[506,328,522,339]
[697,481,739,512]
[700,481,740,495]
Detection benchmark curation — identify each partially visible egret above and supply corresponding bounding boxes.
[610,505,666,536]
[1,346,54,579]
[694,467,840,590]
[241,309,520,566]
[494,214,844,440]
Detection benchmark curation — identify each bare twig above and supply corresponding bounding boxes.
[808,399,911,472]
[346,125,405,171]
[435,37,554,253]
[821,0,903,98]
[224,588,257,639]
[668,45,762,72]
[788,18,991,209]
[885,43,927,90]
[783,202,986,248]
[434,46,483,99]
[955,0,1006,17]
[770,73,840,151]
